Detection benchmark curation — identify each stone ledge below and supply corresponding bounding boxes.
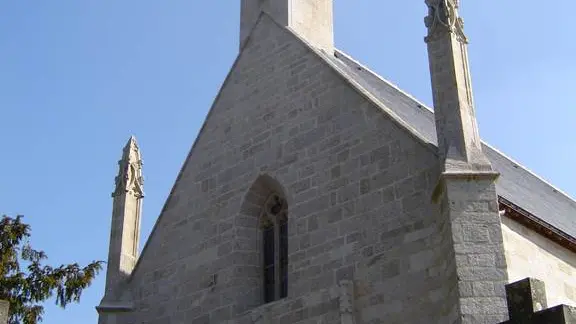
[431,170,500,203]
[96,303,134,313]
[441,170,500,181]
[242,281,355,324]
[500,304,576,324]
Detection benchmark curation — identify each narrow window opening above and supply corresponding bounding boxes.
[279,217,288,299]
[260,193,288,303]
[263,224,275,303]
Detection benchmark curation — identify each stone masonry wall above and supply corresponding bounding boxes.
[502,216,576,308]
[113,14,452,324]
[440,177,509,323]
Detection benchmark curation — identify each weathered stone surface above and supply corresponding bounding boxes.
[240,0,334,52]
[505,278,547,321]
[500,278,576,324]
[424,0,511,322]
[98,11,455,324]
[97,2,576,324]
[502,217,576,308]
[98,137,144,323]
[0,300,9,324]
[436,175,509,323]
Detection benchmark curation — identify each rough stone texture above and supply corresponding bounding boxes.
[97,137,145,323]
[96,3,576,324]
[525,305,576,324]
[502,217,576,307]
[424,2,509,322]
[0,300,8,324]
[330,44,576,241]
[438,176,509,324]
[102,137,143,298]
[499,278,576,324]
[504,278,547,321]
[98,13,460,324]
[425,20,490,172]
[423,1,510,322]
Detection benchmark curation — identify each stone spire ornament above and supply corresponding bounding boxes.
[424,0,467,43]
[112,136,144,198]
[424,2,509,323]
[423,0,491,171]
[100,136,144,309]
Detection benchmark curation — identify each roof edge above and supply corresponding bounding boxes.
[334,48,576,207]
[500,196,576,253]
[130,13,440,281]
[125,12,271,282]
[485,141,576,203]
[275,27,438,155]
[333,49,435,114]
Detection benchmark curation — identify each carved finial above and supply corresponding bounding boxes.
[424,0,467,43]
[259,193,287,228]
[112,136,144,198]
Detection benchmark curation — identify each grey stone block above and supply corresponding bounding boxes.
[506,277,548,321]
[0,300,9,324]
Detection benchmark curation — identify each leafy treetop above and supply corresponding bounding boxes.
[0,215,104,324]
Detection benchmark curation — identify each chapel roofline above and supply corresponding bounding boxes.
[499,197,576,254]
[333,47,576,219]
[124,9,576,284]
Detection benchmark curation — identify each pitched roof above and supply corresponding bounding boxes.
[327,49,576,239]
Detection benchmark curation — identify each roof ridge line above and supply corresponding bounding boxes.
[275,27,436,152]
[124,12,271,282]
[334,49,576,206]
[333,49,434,114]
[483,141,576,204]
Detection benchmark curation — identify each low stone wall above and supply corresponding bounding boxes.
[500,278,576,324]
[0,300,9,324]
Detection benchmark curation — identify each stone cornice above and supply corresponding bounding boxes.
[432,170,500,203]
[96,303,134,313]
[441,170,500,181]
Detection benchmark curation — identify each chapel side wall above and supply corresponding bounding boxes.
[502,216,576,307]
[119,15,452,324]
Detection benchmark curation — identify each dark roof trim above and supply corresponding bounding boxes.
[499,196,576,253]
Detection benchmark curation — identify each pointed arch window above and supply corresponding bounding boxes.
[260,193,288,303]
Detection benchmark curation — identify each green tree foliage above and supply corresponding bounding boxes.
[0,215,104,324]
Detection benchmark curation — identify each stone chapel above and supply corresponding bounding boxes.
[97,1,576,323]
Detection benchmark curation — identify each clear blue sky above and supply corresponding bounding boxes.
[1,1,574,323]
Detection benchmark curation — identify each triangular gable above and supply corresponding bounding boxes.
[329,49,576,239]
[127,12,446,281]
[130,10,576,283]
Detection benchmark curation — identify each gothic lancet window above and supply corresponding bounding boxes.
[260,193,288,303]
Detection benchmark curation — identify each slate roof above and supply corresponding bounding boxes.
[327,49,576,239]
